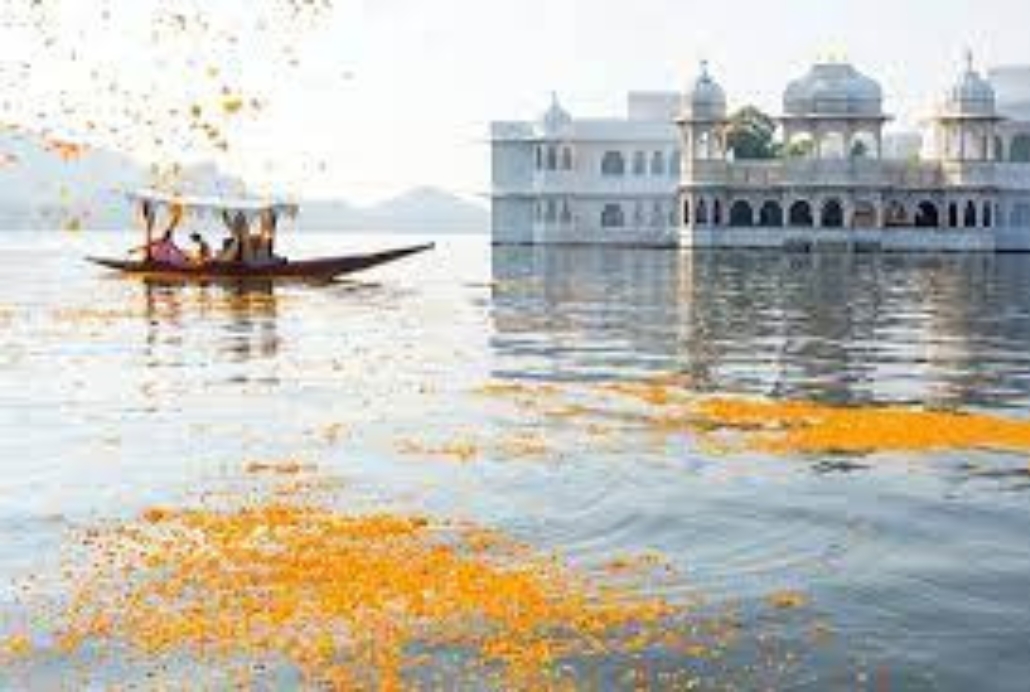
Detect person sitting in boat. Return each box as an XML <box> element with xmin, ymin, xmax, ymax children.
<box><xmin>148</xmin><ymin>229</ymin><xmax>189</xmax><ymax>267</ymax></box>
<box><xmin>188</xmin><ymin>232</ymin><xmax>212</xmax><ymax>265</ymax></box>
<box><xmin>217</xmin><ymin>211</ymin><xmax>249</xmax><ymax>264</ymax></box>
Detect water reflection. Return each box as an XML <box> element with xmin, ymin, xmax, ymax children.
<box><xmin>491</xmin><ymin>247</ymin><xmax>1030</xmax><ymax>410</ymax></box>
<box><xmin>141</xmin><ymin>279</ymin><xmax>281</xmax><ymax>365</ymax></box>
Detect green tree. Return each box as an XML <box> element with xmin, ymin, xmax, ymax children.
<box><xmin>725</xmin><ymin>106</ymin><xmax>778</xmax><ymax>160</ymax></box>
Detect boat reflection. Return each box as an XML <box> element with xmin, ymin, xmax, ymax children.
<box><xmin>141</xmin><ymin>278</ymin><xmax>281</xmax><ymax>366</ymax></box>
<box><xmin>490</xmin><ymin>246</ymin><xmax>1030</xmax><ymax>411</ymax></box>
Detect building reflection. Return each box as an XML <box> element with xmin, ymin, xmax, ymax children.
<box><xmin>490</xmin><ymin>245</ymin><xmax>1030</xmax><ymax>409</ymax></box>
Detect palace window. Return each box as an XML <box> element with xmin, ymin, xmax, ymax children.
<box><xmin>601</xmin><ymin>203</ymin><xmax>625</xmax><ymax>228</ymax></box>
<box><xmin>915</xmin><ymin>202</ymin><xmax>939</xmax><ymax>228</ymax></box>
<box><xmin>729</xmin><ymin>200</ymin><xmax>754</xmax><ymax>227</ymax></box>
<box><xmin>651</xmin><ymin>151</ymin><xmax>665</xmax><ymax>176</ymax></box>
<box><xmin>964</xmin><ymin>201</ymin><xmax>978</xmax><ymax>228</ymax></box>
<box><xmin>601</xmin><ymin>151</ymin><xmax>626</xmax><ymax>176</ymax></box>
<box><xmin>789</xmin><ymin>200</ymin><xmax>814</xmax><ymax>227</ymax></box>
<box><xmin>696</xmin><ymin>199</ymin><xmax>709</xmax><ymax>225</ymax></box>
<box><xmin>821</xmin><ymin>199</ymin><xmax>845</xmax><ymax>228</ymax></box>
<box><xmin>759</xmin><ymin>201</ymin><xmax>784</xmax><ymax>227</ymax></box>
<box><xmin>561</xmin><ymin>147</ymin><xmax>573</xmax><ymax>170</ymax></box>
<box><xmin>546</xmin><ymin>146</ymin><xmax>558</xmax><ymax>171</ymax></box>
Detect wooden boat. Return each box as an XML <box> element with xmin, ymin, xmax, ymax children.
<box><xmin>89</xmin><ymin>189</ymin><xmax>434</xmax><ymax>281</ymax></box>
<box><xmin>88</xmin><ymin>244</ymin><xmax>433</xmax><ymax>281</ymax></box>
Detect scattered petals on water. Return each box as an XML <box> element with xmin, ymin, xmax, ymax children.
<box><xmin>766</xmin><ymin>590</ymin><xmax>810</xmax><ymax>610</ymax></box>
<box><xmin>2</xmin><ymin>465</ymin><xmax>768</xmax><ymax>688</ymax></box>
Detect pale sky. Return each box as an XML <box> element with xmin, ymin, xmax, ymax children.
<box><xmin>2</xmin><ymin>0</ymin><xmax>1029</xmax><ymax>202</ymax></box>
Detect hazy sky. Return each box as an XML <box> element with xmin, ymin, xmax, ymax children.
<box><xmin>3</xmin><ymin>0</ymin><xmax>1029</xmax><ymax>202</ymax></box>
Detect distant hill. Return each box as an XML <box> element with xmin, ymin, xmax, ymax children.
<box><xmin>0</xmin><ymin>128</ymin><xmax>487</xmax><ymax>234</ymax></box>
<box><xmin>302</xmin><ymin>187</ymin><xmax>488</xmax><ymax>233</ymax></box>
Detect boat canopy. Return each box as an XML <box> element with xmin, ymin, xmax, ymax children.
<box><xmin>127</xmin><ymin>188</ymin><xmax>299</xmax><ymax>219</ymax></box>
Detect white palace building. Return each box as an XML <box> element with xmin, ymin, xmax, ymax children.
<box><xmin>490</xmin><ymin>57</ymin><xmax>1030</xmax><ymax>251</ymax></box>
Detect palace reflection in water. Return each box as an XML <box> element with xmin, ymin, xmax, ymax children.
<box><xmin>490</xmin><ymin>245</ymin><xmax>1030</xmax><ymax>409</ymax></box>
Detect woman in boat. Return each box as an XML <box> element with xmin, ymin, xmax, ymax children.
<box><xmin>149</xmin><ymin>229</ymin><xmax>189</xmax><ymax>267</ymax></box>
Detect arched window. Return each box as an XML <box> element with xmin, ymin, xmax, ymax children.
<box><xmin>683</xmin><ymin>199</ymin><xmax>692</xmax><ymax>225</ymax></box>
<box><xmin>633</xmin><ymin>151</ymin><xmax>647</xmax><ymax>176</ymax></box>
<box><xmin>819</xmin><ymin>132</ymin><xmax>847</xmax><ymax>159</ymax></box>
<box><xmin>759</xmin><ymin>201</ymin><xmax>783</xmax><ymax>227</ymax></box>
<box><xmin>713</xmin><ymin>199</ymin><xmax>723</xmax><ymax>226</ymax></box>
<box><xmin>821</xmin><ymin>199</ymin><xmax>845</xmax><ymax>228</ymax></box>
<box><xmin>983</xmin><ymin>201</ymin><xmax>993</xmax><ymax>228</ymax></box>
<box><xmin>948</xmin><ymin>202</ymin><xmax>959</xmax><ymax>228</ymax></box>
<box><xmin>669</xmin><ymin>151</ymin><xmax>681</xmax><ymax>176</ymax></box>
<box><xmin>546</xmin><ymin>146</ymin><xmax>558</xmax><ymax>171</ymax></box>
<box><xmin>914</xmin><ymin>201</ymin><xmax>940</xmax><ymax>228</ymax></box>
<box><xmin>852</xmin><ymin>201</ymin><xmax>877</xmax><ymax>228</ymax></box>
<box><xmin>651</xmin><ymin>151</ymin><xmax>665</xmax><ymax>176</ymax></box>
<box><xmin>561</xmin><ymin>147</ymin><xmax>573</xmax><ymax>170</ymax></box>
<box><xmin>601</xmin><ymin>203</ymin><xmax>625</xmax><ymax>228</ymax></box>
<box><xmin>535</xmin><ymin>146</ymin><xmax>543</xmax><ymax>170</ymax></box>
<box><xmin>789</xmin><ymin>200</ymin><xmax>813</xmax><ymax>227</ymax></box>
<box><xmin>1011</xmin><ymin>135</ymin><xmax>1030</xmax><ymax>163</ymax></box>
<box><xmin>884</xmin><ymin>200</ymin><xmax>909</xmax><ymax>228</ymax></box>
<box><xmin>729</xmin><ymin>200</ymin><xmax>754</xmax><ymax>227</ymax></box>
<box><xmin>560</xmin><ymin>200</ymin><xmax>572</xmax><ymax>224</ymax></box>
<box><xmin>696</xmin><ymin>199</ymin><xmax>709</xmax><ymax>225</ymax></box>
<box><xmin>964</xmin><ymin>200</ymin><xmax>978</xmax><ymax>228</ymax></box>
<box><xmin>601</xmin><ymin>151</ymin><xmax>625</xmax><ymax>176</ymax></box>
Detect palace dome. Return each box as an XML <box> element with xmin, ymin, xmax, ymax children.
<box><xmin>784</xmin><ymin>62</ymin><xmax>883</xmax><ymax>117</ymax></box>
<box><xmin>943</xmin><ymin>55</ymin><xmax>996</xmax><ymax>117</ymax></box>
<box><xmin>683</xmin><ymin>62</ymin><xmax>727</xmax><ymax>120</ymax></box>
<box><xmin>540</xmin><ymin>93</ymin><xmax>573</xmax><ymax>135</ymax></box>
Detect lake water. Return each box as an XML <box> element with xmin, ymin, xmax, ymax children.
<box><xmin>1</xmin><ymin>231</ymin><xmax>1029</xmax><ymax>689</ymax></box>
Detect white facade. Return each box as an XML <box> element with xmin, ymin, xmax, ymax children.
<box><xmin>490</xmin><ymin>93</ymin><xmax>682</xmax><ymax>245</ymax></box>
<box><xmin>491</xmin><ymin>57</ymin><xmax>1030</xmax><ymax>251</ymax></box>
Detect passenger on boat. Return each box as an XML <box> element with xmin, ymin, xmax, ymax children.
<box><xmin>189</xmin><ymin>233</ymin><xmax>212</xmax><ymax>265</ymax></box>
<box><xmin>149</xmin><ymin>230</ymin><xmax>189</xmax><ymax>267</ymax></box>
<box><xmin>216</xmin><ymin>236</ymin><xmax>240</xmax><ymax>263</ymax></box>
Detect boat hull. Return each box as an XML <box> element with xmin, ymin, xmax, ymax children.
<box><xmin>88</xmin><ymin>243</ymin><xmax>433</xmax><ymax>281</ymax></box>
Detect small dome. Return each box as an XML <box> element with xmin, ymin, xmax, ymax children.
<box><xmin>683</xmin><ymin>61</ymin><xmax>727</xmax><ymax>120</ymax></box>
<box><xmin>943</xmin><ymin>52</ymin><xmax>996</xmax><ymax>117</ymax></box>
<box><xmin>784</xmin><ymin>62</ymin><xmax>883</xmax><ymax>117</ymax></box>
<box><xmin>540</xmin><ymin>93</ymin><xmax>572</xmax><ymax>135</ymax></box>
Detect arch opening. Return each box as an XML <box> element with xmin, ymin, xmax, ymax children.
<box><xmin>821</xmin><ymin>199</ymin><xmax>845</xmax><ymax>228</ymax></box>
<box><xmin>884</xmin><ymin>200</ymin><xmax>909</xmax><ymax>228</ymax></box>
<box><xmin>964</xmin><ymin>200</ymin><xmax>978</xmax><ymax>228</ymax></box>
<box><xmin>914</xmin><ymin>201</ymin><xmax>940</xmax><ymax>228</ymax></box>
<box><xmin>759</xmin><ymin>201</ymin><xmax>783</xmax><ymax>227</ymax></box>
<box><xmin>729</xmin><ymin>200</ymin><xmax>754</xmax><ymax>227</ymax></box>
<box><xmin>789</xmin><ymin>200</ymin><xmax>814</xmax><ymax>227</ymax></box>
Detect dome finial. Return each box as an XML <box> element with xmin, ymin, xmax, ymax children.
<box><xmin>964</xmin><ymin>48</ymin><xmax>975</xmax><ymax>74</ymax></box>
<box><xmin>700</xmin><ymin>58</ymin><xmax>709</xmax><ymax>79</ymax></box>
